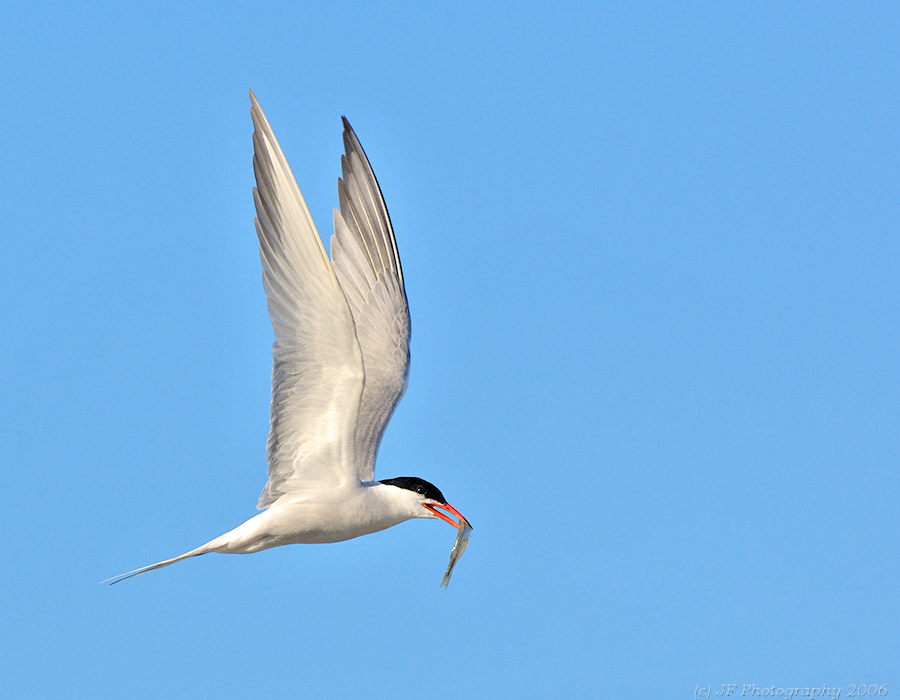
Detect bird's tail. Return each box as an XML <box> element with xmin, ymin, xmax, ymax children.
<box><xmin>104</xmin><ymin>512</ymin><xmax>273</xmax><ymax>585</ymax></box>
<box><xmin>103</xmin><ymin>544</ymin><xmax>212</xmax><ymax>586</ymax></box>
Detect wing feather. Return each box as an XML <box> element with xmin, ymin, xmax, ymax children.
<box><xmin>250</xmin><ymin>92</ymin><xmax>365</xmax><ymax>509</ymax></box>
<box><xmin>330</xmin><ymin>118</ymin><xmax>411</xmax><ymax>483</ymax></box>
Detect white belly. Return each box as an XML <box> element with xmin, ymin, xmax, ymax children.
<box><xmin>206</xmin><ymin>483</ymin><xmax>413</xmax><ymax>553</ymax></box>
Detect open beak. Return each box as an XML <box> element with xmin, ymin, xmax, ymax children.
<box><xmin>423</xmin><ymin>502</ymin><xmax>471</xmax><ymax>529</ymax></box>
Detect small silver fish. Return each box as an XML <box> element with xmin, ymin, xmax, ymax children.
<box><xmin>441</xmin><ymin>519</ymin><xmax>472</xmax><ymax>588</ymax></box>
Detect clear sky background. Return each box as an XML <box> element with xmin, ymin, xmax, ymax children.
<box><xmin>1</xmin><ymin>1</ymin><xmax>897</xmax><ymax>697</ymax></box>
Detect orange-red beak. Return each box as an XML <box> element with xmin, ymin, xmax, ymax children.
<box><xmin>423</xmin><ymin>502</ymin><xmax>470</xmax><ymax>529</ymax></box>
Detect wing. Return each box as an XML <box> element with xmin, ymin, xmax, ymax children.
<box><xmin>250</xmin><ymin>92</ymin><xmax>366</xmax><ymax>510</ymax></box>
<box><xmin>330</xmin><ymin>118</ymin><xmax>411</xmax><ymax>483</ymax></box>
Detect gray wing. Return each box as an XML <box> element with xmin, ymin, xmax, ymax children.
<box><xmin>330</xmin><ymin>118</ymin><xmax>411</xmax><ymax>483</ymax></box>
<box><xmin>250</xmin><ymin>93</ymin><xmax>366</xmax><ymax>510</ymax></box>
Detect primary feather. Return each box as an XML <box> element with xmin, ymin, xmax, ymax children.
<box><xmin>250</xmin><ymin>92</ymin><xmax>365</xmax><ymax>507</ymax></box>
<box><xmin>331</xmin><ymin>118</ymin><xmax>411</xmax><ymax>483</ymax></box>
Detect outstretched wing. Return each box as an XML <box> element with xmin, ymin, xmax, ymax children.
<box><xmin>330</xmin><ymin>118</ymin><xmax>411</xmax><ymax>483</ymax></box>
<box><xmin>250</xmin><ymin>92</ymin><xmax>365</xmax><ymax>509</ymax></box>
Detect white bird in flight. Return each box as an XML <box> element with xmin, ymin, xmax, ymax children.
<box><xmin>108</xmin><ymin>91</ymin><xmax>470</xmax><ymax>586</ymax></box>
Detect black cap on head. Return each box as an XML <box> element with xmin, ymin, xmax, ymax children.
<box><xmin>379</xmin><ymin>477</ymin><xmax>447</xmax><ymax>504</ymax></box>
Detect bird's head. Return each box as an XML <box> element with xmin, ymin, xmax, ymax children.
<box><xmin>379</xmin><ymin>477</ymin><xmax>470</xmax><ymax>529</ymax></box>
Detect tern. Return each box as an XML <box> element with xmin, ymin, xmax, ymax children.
<box><xmin>108</xmin><ymin>91</ymin><xmax>469</xmax><ymax>585</ymax></box>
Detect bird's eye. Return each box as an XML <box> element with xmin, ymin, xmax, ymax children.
<box><xmin>416</xmin><ymin>485</ymin><xmax>426</xmax><ymax>495</ymax></box>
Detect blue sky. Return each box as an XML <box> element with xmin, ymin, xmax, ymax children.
<box><xmin>1</xmin><ymin>1</ymin><xmax>897</xmax><ymax>697</ymax></box>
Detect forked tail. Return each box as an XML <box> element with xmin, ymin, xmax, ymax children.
<box><xmin>103</xmin><ymin>544</ymin><xmax>211</xmax><ymax>586</ymax></box>
<box><xmin>104</xmin><ymin>512</ymin><xmax>272</xmax><ymax>585</ymax></box>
